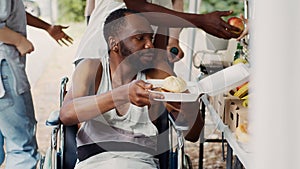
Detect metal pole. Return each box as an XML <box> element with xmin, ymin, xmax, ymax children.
<box><xmin>186</xmin><ymin>0</ymin><xmax>200</xmax><ymax>80</ymax></box>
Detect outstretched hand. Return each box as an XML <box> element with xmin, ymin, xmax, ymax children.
<box><xmin>198</xmin><ymin>11</ymin><xmax>241</xmax><ymax>39</ymax></box>
<box><xmin>46</xmin><ymin>25</ymin><xmax>73</xmax><ymax>46</ymax></box>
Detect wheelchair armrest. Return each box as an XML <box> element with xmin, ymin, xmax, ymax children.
<box><xmin>46</xmin><ymin>110</ymin><xmax>60</xmax><ymax>126</ymax></box>
<box><xmin>168</xmin><ymin>113</ymin><xmax>189</xmax><ymax>131</ymax></box>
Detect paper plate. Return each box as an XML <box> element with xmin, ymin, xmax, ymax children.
<box><xmin>147</xmin><ymin>63</ymin><xmax>250</xmax><ymax>102</ymax></box>
<box><xmin>146</xmin><ymin>79</ymin><xmax>200</xmax><ymax>102</ymax></box>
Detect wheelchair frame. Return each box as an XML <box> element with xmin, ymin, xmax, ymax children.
<box><xmin>39</xmin><ymin>77</ymin><xmax>77</xmax><ymax>169</ymax></box>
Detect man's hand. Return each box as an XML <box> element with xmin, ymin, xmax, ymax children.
<box><xmin>26</xmin><ymin>12</ymin><xmax>73</xmax><ymax>46</ymax></box>
<box><xmin>16</xmin><ymin>36</ymin><xmax>34</xmax><ymax>56</ymax></box>
<box><xmin>198</xmin><ymin>11</ymin><xmax>241</xmax><ymax>39</ymax></box>
<box><xmin>46</xmin><ymin>25</ymin><xmax>73</xmax><ymax>46</ymax></box>
<box><xmin>128</xmin><ymin>80</ymin><xmax>163</xmax><ymax>107</ymax></box>
<box><xmin>0</xmin><ymin>26</ymin><xmax>34</xmax><ymax>56</ymax></box>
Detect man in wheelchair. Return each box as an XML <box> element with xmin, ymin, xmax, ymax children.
<box><xmin>59</xmin><ymin>8</ymin><xmax>203</xmax><ymax>168</ymax></box>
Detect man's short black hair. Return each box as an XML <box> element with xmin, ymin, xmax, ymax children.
<box><xmin>103</xmin><ymin>8</ymin><xmax>139</xmax><ymax>43</ymax></box>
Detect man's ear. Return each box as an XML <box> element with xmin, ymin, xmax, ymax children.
<box><xmin>108</xmin><ymin>36</ymin><xmax>118</xmax><ymax>52</ymax></box>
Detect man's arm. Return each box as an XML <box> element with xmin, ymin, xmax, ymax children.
<box><xmin>60</xmin><ymin>59</ymin><xmax>158</xmax><ymax>126</ymax></box>
<box><xmin>26</xmin><ymin>12</ymin><xmax>73</xmax><ymax>46</ymax></box>
<box><xmin>124</xmin><ymin>0</ymin><xmax>240</xmax><ymax>39</ymax></box>
<box><xmin>0</xmin><ymin>26</ymin><xmax>34</xmax><ymax>56</ymax></box>
<box><xmin>60</xmin><ymin>59</ymin><xmax>109</xmax><ymax>125</ymax></box>
<box><xmin>160</xmin><ymin>99</ymin><xmax>203</xmax><ymax>142</ymax></box>
<box><xmin>179</xmin><ymin>102</ymin><xmax>204</xmax><ymax>142</ymax></box>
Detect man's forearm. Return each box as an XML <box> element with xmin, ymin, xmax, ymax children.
<box><xmin>60</xmin><ymin>84</ymin><xmax>132</xmax><ymax>126</ymax></box>
<box><xmin>124</xmin><ymin>0</ymin><xmax>195</xmax><ymax>27</ymax></box>
<box><xmin>184</xmin><ymin>110</ymin><xmax>203</xmax><ymax>142</ymax></box>
<box><xmin>0</xmin><ymin>26</ymin><xmax>24</xmax><ymax>46</ymax></box>
<box><xmin>26</xmin><ymin>12</ymin><xmax>51</xmax><ymax>31</ymax></box>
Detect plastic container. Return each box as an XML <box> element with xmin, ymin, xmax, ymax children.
<box><xmin>198</xmin><ymin>63</ymin><xmax>250</xmax><ymax>96</ymax></box>
<box><xmin>206</xmin><ymin>33</ymin><xmax>229</xmax><ymax>51</ymax></box>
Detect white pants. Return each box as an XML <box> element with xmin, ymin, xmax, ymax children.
<box><xmin>75</xmin><ymin>151</ymin><xmax>159</xmax><ymax>169</ymax></box>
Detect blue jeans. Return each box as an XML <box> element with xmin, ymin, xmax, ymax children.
<box><xmin>0</xmin><ymin>133</ymin><xmax>4</xmax><ymax>164</ymax></box>
<box><xmin>0</xmin><ymin>60</ymin><xmax>39</xmax><ymax>169</ymax></box>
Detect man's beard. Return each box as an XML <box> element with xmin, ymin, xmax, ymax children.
<box><xmin>119</xmin><ymin>41</ymin><xmax>133</xmax><ymax>57</ymax></box>
<box><xmin>119</xmin><ymin>41</ymin><xmax>154</xmax><ymax>71</ymax></box>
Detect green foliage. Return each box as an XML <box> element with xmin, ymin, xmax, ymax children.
<box><xmin>58</xmin><ymin>0</ymin><xmax>86</xmax><ymax>22</ymax></box>
<box><xmin>200</xmin><ymin>0</ymin><xmax>244</xmax><ymax>20</ymax></box>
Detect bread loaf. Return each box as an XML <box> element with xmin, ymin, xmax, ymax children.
<box><xmin>162</xmin><ymin>76</ymin><xmax>187</xmax><ymax>93</ymax></box>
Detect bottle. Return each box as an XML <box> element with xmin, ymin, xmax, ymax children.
<box><xmin>233</xmin><ymin>43</ymin><xmax>244</xmax><ymax>61</ymax></box>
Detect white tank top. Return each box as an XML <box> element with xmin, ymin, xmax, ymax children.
<box><xmin>76</xmin><ymin>57</ymin><xmax>158</xmax><ymax>151</ymax></box>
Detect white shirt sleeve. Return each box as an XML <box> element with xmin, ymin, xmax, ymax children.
<box><xmin>0</xmin><ymin>0</ymin><xmax>10</xmax><ymax>28</ymax></box>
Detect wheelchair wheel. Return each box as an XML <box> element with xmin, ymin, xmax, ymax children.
<box><xmin>38</xmin><ymin>156</ymin><xmax>45</xmax><ymax>169</ymax></box>
<box><xmin>183</xmin><ymin>154</ymin><xmax>193</xmax><ymax>169</ymax></box>
<box><xmin>39</xmin><ymin>147</ymin><xmax>52</xmax><ymax>169</ymax></box>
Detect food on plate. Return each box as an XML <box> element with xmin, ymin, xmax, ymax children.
<box><xmin>235</xmin><ymin>122</ymin><xmax>249</xmax><ymax>143</ymax></box>
<box><xmin>234</xmin><ymin>82</ymin><xmax>248</xmax><ymax>98</ymax></box>
<box><xmin>233</xmin><ymin>58</ymin><xmax>248</xmax><ymax>65</ymax></box>
<box><xmin>228</xmin><ymin>16</ymin><xmax>245</xmax><ymax>35</ymax></box>
<box><xmin>161</xmin><ymin>76</ymin><xmax>187</xmax><ymax>93</ymax></box>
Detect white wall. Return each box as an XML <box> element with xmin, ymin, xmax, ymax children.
<box><xmin>251</xmin><ymin>0</ymin><xmax>300</xmax><ymax>168</ymax></box>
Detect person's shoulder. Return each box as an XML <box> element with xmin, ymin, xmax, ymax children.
<box><xmin>77</xmin><ymin>58</ymin><xmax>102</xmax><ymax>69</ymax></box>
<box><xmin>79</xmin><ymin>58</ymin><xmax>101</xmax><ymax>66</ymax></box>
<box><xmin>74</xmin><ymin>58</ymin><xmax>102</xmax><ymax>76</ymax></box>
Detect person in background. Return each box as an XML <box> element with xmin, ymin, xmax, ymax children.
<box><xmin>85</xmin><ymin>0</ymin><xmax>96</xmax><ymax>25</ymax></box>
<box><xmin>60</xmin><ymin>8</ymin><xmax>203</xmax><ymax>168</ymax></box>
<box><xmin>0</xmin><ymin>0</ymin><xmax>73</xmax><ymax>168</ymax></box>
<box><xmin>73</xmin><ymin>0</ymin><xmax>240</xmax><ymax>65</ymax></box>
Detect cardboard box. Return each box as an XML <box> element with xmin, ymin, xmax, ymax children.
<box><xmin>209</xmin><ymin>91</ymin><xmax>248</xmax><ymax>130</ymax></box>
<box><xmin>210</xmin><ymin>92</ymin><xmax>231</xmax><ymax>124</ymax></box>
<box><xmin>224</xmin><ymin>95</ymin><xmax>248</xmax><ymax>132</ymax></box>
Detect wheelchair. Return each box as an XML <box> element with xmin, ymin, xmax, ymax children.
<box><xmin>39</xmin><ymin>77</ymin><xmax>194</xmax><ymax>169</ymax></box>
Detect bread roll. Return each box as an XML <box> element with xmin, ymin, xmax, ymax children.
<box><xmin>162</xmin><ymin>76</ymin><xmax>187</xmax><ymax>93</ymax></box>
